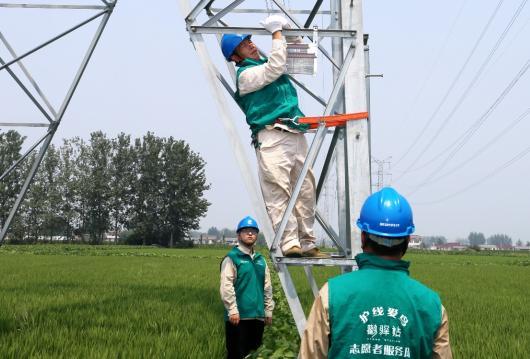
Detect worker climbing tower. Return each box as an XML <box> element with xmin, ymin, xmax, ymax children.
<box><xmin>181</xmin><ymin>0</ymin><xmax>372</xmax><ymax>335</ymax></box>
<box><xmin>0</xmin><ymin>1</ymin><xmax>116</xmax><ymax>244</ymax></box>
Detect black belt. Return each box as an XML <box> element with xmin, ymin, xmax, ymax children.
<box><xmin>274</xmin><ymin>127</ymin><xmax>290</xmax><ymax>133</ymax></box>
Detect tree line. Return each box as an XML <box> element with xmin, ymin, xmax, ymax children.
<box><xmin>467</xmin><ymin>232</ymin><xmax>524</xmax><ymax>247</ymax></box>
<box><xmin>0</xmin><ymin>130</ymin><xmax>210</xmax><ymax>246</ymax></box>
<box><xmin>422</xmin><ymin>232</ymin><xmax>528</xmax><ymax>247</ymax></box>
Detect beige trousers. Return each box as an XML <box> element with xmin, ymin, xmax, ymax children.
<box><xmin>256</xmin><ymin>128</ymin><xmax>316</xmax><ymax>252</ymax></box>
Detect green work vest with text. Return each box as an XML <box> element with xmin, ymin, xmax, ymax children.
<box><xmin>328</xmin><ymin>253</ymin><xmax>442</xmax><ymax>359</ymax></box>
<box><xmin>234</xmin><ymin>57</ymin><xmax>307</xmax><ymax>140</ymax></box>
<box><xmin>224</xmin><ymin>247</ymin><xmax>266</xmax><ymax>321</ymax></box>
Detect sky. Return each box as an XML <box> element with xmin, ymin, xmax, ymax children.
<box><xmin>1</xmin><ymin>0</ymin><xmax>529</xmax><ymax>243</ymax></box>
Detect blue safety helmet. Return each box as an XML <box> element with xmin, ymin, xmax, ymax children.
<box><xmin>221</xmin><ymin>34</ymin><xmax>251</xmax><ymax>61</ymax></box>
<box><xmin>236</xmin><ymin>216</ymin><xmax>259</xmax><ymax>233</ymax></box>
<box><xmin>356</xmin><ymin>187</ymin><xmax>415</xmax><ymax>239</ymax></box>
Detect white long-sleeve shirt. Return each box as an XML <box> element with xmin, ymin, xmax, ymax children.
<box><xmin>220</xmin><ymin>244</ymin><xmax>275</xmax><ymax>318</ymax></box>
<box><xmin>238</xmin><ymin>36</ymin><xmax>303</xmax><ymax>96</ymax></box>
<box><xmin>238</xmin><ymin>37</ymin><xmax>303</xmax><ymax>134</ymax></box>
<box><xmin>238</xmin><ymin>38</ymin><xmax>288</xmax><ymax>96</ymax></box>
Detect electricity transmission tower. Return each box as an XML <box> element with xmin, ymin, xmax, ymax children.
<box><xmin>0</xmin><ymin>1</ymin><xmax>116</xmax><ymax>244</ymax></box>
<box><xmin>372</xmin><ymin>156</ymin><xmax>392</xmax><ymax>190</ymax></box>
<box><xmin>181</xmin><ymin>0</ymin><xmax>372</xmax><ymax>335</ymax></box>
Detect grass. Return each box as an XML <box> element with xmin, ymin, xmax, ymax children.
<box><xmin>0</xmin><ymin>245</ymin><xmax>228</xmax><ymax>358</ymax></box>
<box><xmin>0</xmin><ymin>245</ymin><xmax>529</xmax><ymax>358</ymax></box>
<box><xmin>407</xmin><ymin>252</ymin><xmax>530</xmax><ymax>358</ymax></box>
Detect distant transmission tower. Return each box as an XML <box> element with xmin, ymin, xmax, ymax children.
<box><xmin>372</xmin><ymin>157</ymin><xmax>392</xmax><ymax>190</ymax></box>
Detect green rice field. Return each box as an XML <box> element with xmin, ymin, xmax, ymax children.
<box><xmin>0</xmin><ymin>245</ymin><xmax>528</xmax><ymax>358</ymax></box>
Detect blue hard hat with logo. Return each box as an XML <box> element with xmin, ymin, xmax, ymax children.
<box><xmin>236</xmin><ymin>215</ymin><xmax>259</xmax><ymax>233</ymax></box>
<box><xmin>221</xmin><ymin>34</ymin><xmax>251</xmax><ymax>61</ymax></box>
<box><xmin>356</xmin><ymin>187</ymin><xmax>415</xmax><ymax>238</ymax></box>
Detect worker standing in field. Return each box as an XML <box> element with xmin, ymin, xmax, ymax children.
<box><xmin>220</xmin><ymin>15</ymin><xmax>328</xmax><ymax>258</ymax></box>
<box><xmin>299</xmin><ymin>187</ymin><xmax>453</xmax><ymax>358</ymax></box>
<box><xmin>220</xmin><ymin>216</ymin><xmax>274</xmax><ymax>359</ymax></box>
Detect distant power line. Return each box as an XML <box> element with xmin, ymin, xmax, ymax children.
<box><xmin>393</xmin><ymin>0</ymin><xmax>506</xmax><ymax>171</ymax></box>
<box><xmin>420</xmin><ymin>108</ymin><xmax>530</xmax><ymax>186</ymax></box>
<box><xmin>407</xmin><ymin>58</ymin><xmax>530</xmax><ymax>195</ymax></box>
<box><xmin>480</xmin><ymin>9</ymin><xmax>530</xmax><ymax>84</ymax></box>
<box><xmin>397</xmin><ymin>0</ymin><xmax>469</xmax><ymax>128</ymax></box>
<box><xmin>398</xmin><ymin>0</ymin><xmax>529</xmax><ymax>175</ymax></box>
<box><xmin>412</xmin><ymin>144</ymin><xmax>530</xmax><ymax>205</ymax></box>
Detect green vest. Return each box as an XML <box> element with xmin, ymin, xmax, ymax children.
<box><xmin>234</xmin><ymin>57</ymin><xmax>308</xmax><ymax>141</ymax></box>
<box><xmin>224</xmin><ymin>247</ymin><xmax>267</xmax><ymax>321</ymax></box>
<box><xmin>328</xmin><ymin>253</ymin><xmax>442</xmax><ymax>359</ymax></box>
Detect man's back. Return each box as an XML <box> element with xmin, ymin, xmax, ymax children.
<box><xmin>299</xmin><ymin>188</ymin><xmax>452</xmax><ymax>358</ymax></box>
<box><xmin>327</xmin><ymin>253</ymin><xmax>442</xmax><ymax>358</ymax></box>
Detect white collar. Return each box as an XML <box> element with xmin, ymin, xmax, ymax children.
<box><xmin>237</xmin><ymin>243</ymin><xmax>254</xmax><ymax>256</ymax></box>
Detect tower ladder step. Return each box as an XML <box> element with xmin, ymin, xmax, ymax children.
<box><xmin>273</xmin><ymin>256</ymin><xmax>357</xmax><ymax>267</ymax></box>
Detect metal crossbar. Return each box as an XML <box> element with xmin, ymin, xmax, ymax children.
<box><xmin>275</xmin><ymin>257</ymin><xmax>357</xmax><ymax>267</ymax></box>
<box><xmin>189</xmin><ymin>26</ymin><xmax>355</xmax><ymax>38</ymax></box>
<box><xmin>208</xmin><ymin>8</ymin><xmax>331</xmax><ymax>15</ymax></box>
<box><xmin>0</xmin><ymin>32</ymin><xmax>58</xmax><ymax>117</ymax></box>
<box><xmin>0</xmin><ymin>10</ymin><xmax>108</xmax><ymax>72</ymax></box>
<box><xmin>0</xmin><ymin>4</ymin><xmax>107</xmax><ymax>9</ymax></box>
<box><xmin>0</xmin><ymin>55</ymin><xmax>54</xmax><ymax>122</ymax></box>
<box><xmin>202</xmin><ymin>0</ymin><xmax>245</xmax><ymax>27</ymax></box>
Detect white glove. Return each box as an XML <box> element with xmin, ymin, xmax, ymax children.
<box><xmin>260</xmin><ymin>15</ymin><xmax>289</xmax><ymax>33</ymax></box>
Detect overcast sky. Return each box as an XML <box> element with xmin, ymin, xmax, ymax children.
<box><xmin>1</xmin><ymin>0</ymin><xmax>529</xmax><ymax>242</ymax></box>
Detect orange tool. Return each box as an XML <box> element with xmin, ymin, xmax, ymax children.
<box><xmin>297</xmin><ymin>112</ymin><xmax>369</xmax><ymax>129</ymax></box>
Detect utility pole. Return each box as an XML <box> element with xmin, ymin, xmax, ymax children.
<box><xmin>336</xmin><ymin>0</ymin><xmax>371</xmax><ymax>258</ymax></box>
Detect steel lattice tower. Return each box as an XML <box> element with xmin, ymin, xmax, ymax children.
<box><xmin>180</xmin><ymin>0</ymin><xmax>372</xmax><ymax>335</ymax></box>
<box><xmin>0</xmin><ymin>1</ymin><xmax>116</xmax><ymax>244</ymax></box>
